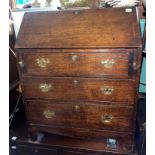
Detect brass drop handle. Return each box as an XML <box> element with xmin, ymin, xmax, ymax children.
<box><xmin>36</xmin><ymin>58</ymin><xmax>50</xmax><ymax>68</ymax></box>
<box><xmin>101</xmin><ymin>114</ymin><xmax>113</xmax><ymax>123</ymax></box>
<box><xmin>100</xmin><ymin>87</ymin><xmax>114</xmax><ymax>95</ymax></box>
<box><xmin>39</xmin><ymin>83</ymin><xmax>52</xmax><ymax>92</ymax></box>
<box><xmin>43</xmin><ymin>110</ymin><xmax>55</xmax><ymax>119</ymax></box>
<box><xmin>71</xmin><ymin>55</ymin><xmax>78</xmax><ymax>62</ymax></box>
<box><xmin>101</xmin><ymin>59</ymin><xmax>115</xmax><ymax>68</ymax></box>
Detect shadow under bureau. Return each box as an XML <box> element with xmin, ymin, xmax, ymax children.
<box><xmin>15</xmin><ymin>8</ymin><xmax>142</xmax><ymax>154</ymax></box>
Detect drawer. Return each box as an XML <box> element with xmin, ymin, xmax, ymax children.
<box><xmin>28</xmin><ymin>124</ymin><xmax>135</xmax><ymax>152</ymax></box>
<box><xmin>26</xmin><ymin>100</ymin><xmax>134</xmax><ymax>132</ymax></box>
<box><xmin>18</xmin><ymin>49</ymin><xmax>138</xmax><ymax>78</ymax></box>
<box><xmin>23</xmin><ymin>77</ymin><xmax>136</xmax><ymax>103</ymax></box>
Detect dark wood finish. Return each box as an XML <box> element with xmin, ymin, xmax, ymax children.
<box><xmin>15</xmin><ymin>8</ymin><xmax>141</xmax><ymax>49</ymax></box>
<box><xmin>64</xmin><ymin>151</ymin><xmax>99</xmax><ymax>155</ymax></box>
<box><xmin>63</xmin><ymin>150</ymin><xmax>137</xmax><ymax>155</ymax></box>
<box><xmin>10</xmin><ymin>133</ymin><xmax>137</xmax><ymax>155</ymax></box>
<box><xmin>15</xmin><ymin>8</ymin><xmax>142</xmax><ymax>154</ymax></box>
<box><xmin>9</xmin><ymin>101</ymin><xmax>146</xmax><ymax>155</ymax></box>
<box><xmin>28</xmin><ymin>125</ymin><xmax>134</xmax><ymax>144</ymax></box>
<box><xmin>22</xmin><ymin>77</ymin><xmax>136</xmax><ymax>103</ymax></box>
<box><xmin>18</xmin><ymin>49</ymin><xmax>139</xmax><ymax>78</ymax></box>
<box><xmin>25</xmin><ymin>100</ymin><xmax>135</xmax><ymax>132</ymax></box>
<box><xmin>11</xmin><ymin>145</ymin><xmax>58</xmax><ymax>155</ymax></box>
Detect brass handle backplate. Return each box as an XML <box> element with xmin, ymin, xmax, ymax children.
<box><xmin>43</xmin><ymin>110</ymin><xmax>55</xmax><ymax>119</ymax></box>
<box><xmin>36</xmin><ymin>58</ymin><xmax>50</xmax><ymax>68</ymax></box>
<box><xmin>101</xmin><ymin>114</ymin><xmax>113</xmax><ymax>123</ymax></box>
<box><xmin>39</xmin><ymin>83</ymin><xmax>52</xmax><ymax>92</ymax></box>
<box><xmin>100</xmin><ymin>87</ymin><xmax>114</xmax><ymax>95</ymax></box>
<box><xmin>101</xmin><ymin>59</ymin><xmax>115</xmax><ymax>68</ymax></box>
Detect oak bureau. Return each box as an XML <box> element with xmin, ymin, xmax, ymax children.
<box><xmin>15</xmin><ymin>8</ymin><xmax>142</xmax><ymax>154</ymax></box>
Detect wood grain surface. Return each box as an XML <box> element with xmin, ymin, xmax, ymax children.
<box><xmin>22</xmin><ymin>77</ymin><xmax>136</xmax><ymax>103</ymax></box>
<box><xmin>25</xmin><ymin>100</ymin><xmax>135</xmax><ymax>132</ymax></box>
<box><xmin>18</xmin><ymin>49</ymin><xmax>139</xmax><ymax>78</ymax></box>
<box><xmin>15</xmin><ymin>8</ymin><xmax>141</xmax><ymax>49</ymax></box>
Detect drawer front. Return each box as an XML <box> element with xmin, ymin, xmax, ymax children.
<box><xmin>19</xmin><ymin>49</ymin><xmax>138</xmax><ymax>78</ymax></box>
<box><xmin>29</xmin><ymin>124</ymin><xmax>134</xmax><ymax>149</ymax></box>
<box><xmin>26</xmin><ymin>101</ymin><xmax>134</xmax><ymax>132</ymax></box>
<box><xmin>23</xmin><ymin>77</ymin><xmax>136</xmax><ymax>103</ymax></box>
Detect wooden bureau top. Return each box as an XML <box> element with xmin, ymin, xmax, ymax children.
<box><xmin>15</xmin><ymin>8</ymin><xmax>141</xmax><ymax>49</ymax></box>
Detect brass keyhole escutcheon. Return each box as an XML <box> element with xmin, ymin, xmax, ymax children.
<box><xmin>75</xmin><ymin>10</ymin><xmax>80</xmax><ymax>15</ymax></box>
<box><xmin>36</xmin><ymin>58</ymin><xmax>50</xmax><ymax>68</ymax></box>
<box><xmin>101</xmin><ymin>59</ymin><xmax>115</xmax><ymax>68</ymax></box>
<box><xmin>73</xmin><ymin>80</ymin><xmax>79</xmax><ymax>86</ymax></box>
<box><xmin>71</xmin><ymin>55</ymin><xmax>78</xmax><ymax>62</ymax></box>
<box><xmin>74</xmin><ymin>105</ymin><xmax>80</xmax><ymax>110</ymax></box>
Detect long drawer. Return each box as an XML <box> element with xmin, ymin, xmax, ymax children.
<box><xmin>22</xmin><ymin>77</ymin><xmax>136</xmax><ymax>103</ymax></box>
<box><xmin>25</xmin><ymin>100</ymin><xmax>135</xmax><ymax>132</ymax></box>
<box><xmin>28</xmin><ymin>124</ymin><xmax>135</xmax><ymax>152</ymax></box>
<box><xmin>18</xmin><ymin>49</ymin><xmax>138</xmax><ymax>78</ymax></box>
